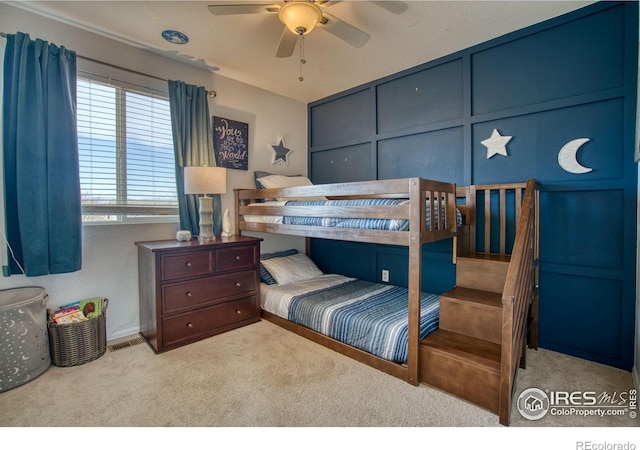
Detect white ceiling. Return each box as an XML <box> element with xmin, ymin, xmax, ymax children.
<box><xmin>9</xmin><ymin>0</ymin><xmax>594</xmax><ymax>104</ymax></box>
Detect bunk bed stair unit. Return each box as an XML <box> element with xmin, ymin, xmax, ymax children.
<box><xmin>235</xmin><ymin>177</ymin><xmax>540</xmax><ymax>426</ymax></box>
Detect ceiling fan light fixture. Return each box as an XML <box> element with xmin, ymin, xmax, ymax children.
<box><xmin>278</xmin><ymin>1</ymin><xmax>323</xmax><ymax>36</ymax></box>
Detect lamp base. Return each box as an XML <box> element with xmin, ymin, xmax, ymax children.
<box><xmin>198</xmin><ymin>195</ymin><xmax>214</xmax><ymax>242</ymax></box>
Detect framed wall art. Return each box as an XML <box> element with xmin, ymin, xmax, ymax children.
<box><xmin>213</xmin><ymin>116</ymin><xmax>249</xmax><ymax>170</ymax></box>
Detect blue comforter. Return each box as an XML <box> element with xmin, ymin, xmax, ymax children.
<box><xmin>288</xmin><ymin>279</ymin><xmax>440</xmax><ymax>363</ymax></box>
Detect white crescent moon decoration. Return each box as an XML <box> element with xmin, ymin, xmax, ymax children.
<box><xmin>558</xmin><ymin>138</ymin><xmax>592</xmax><ymax>174</ymax></box>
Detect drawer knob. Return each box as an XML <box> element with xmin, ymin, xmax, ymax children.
<box><xmin>186</xmin><ymin>291</ymin><xmax>193</xmax><ymax>297</ymax></box>
<box><xmin>235</xmin><ymin>309</ymin><xmax>242</xmax><ymax>315</ymax></box>
<box><xmin>187</xmin><ymin>322</ymin><xmax>194</xmax><ymax>328</ymax></box>
<box><xmin>186</xmin><ymin>262</ymin><xmax>192</xmax><ymax>267</ymax></box>
<box><xmin>235</xmin><ymin>282</ymin><xmax>242</xmax><ymax>287</ymax></box>
<box><xmin>235</xmin><ymin>255</ymin><xmax>241</xmax><ymax>260</ymax></box>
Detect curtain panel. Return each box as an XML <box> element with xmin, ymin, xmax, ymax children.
<box><xmin>168</xmin><ymin>80</ymin><xmax>221</xmax><ymax>236</ymax></box>
<box><xmin>2</xmin><ymin>32</ymin><xmax>82</xmax><ymax>276</ymax></box>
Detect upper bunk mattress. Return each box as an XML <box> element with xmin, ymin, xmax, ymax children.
<box><xmin>243</xmin><ymin>198</ymin><xmax>462</xmax><ymax>231</ymax></box>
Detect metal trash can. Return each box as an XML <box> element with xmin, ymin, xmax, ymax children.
<box><xmin>0</xmin><ymin>287</ymin><xmax>50</xmax><ymax>392</ymax></box>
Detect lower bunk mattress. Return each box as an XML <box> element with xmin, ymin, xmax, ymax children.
<box><xmin>261</xmin><ymin>274</ymin><xmax>440</xmax><ymax>363</ymax></box>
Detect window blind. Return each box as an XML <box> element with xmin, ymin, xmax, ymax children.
<box><xmin>77</xmin><ymin>78</ymin><xmax>178</xmax><ymax>222</ymax></box>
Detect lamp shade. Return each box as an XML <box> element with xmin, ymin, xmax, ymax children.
<box><xmin>184</xmin><ymin>166</ymin><xmax>227</xmax><ymax>194</ymax></box>
<box><xmin>278</xmin><ymin>1</ymin><xmax>323</xmax><ymax>35</ymax></box>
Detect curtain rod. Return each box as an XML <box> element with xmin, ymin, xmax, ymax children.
<box><xmin>0</xmin><ymin>31</ymin><xmax>217</xmax><ymax>98</ymax></box>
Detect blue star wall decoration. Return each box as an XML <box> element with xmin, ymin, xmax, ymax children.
<box><xmin>271</xmin><ymin>137</ymin><xmax>293</xmax><ymax>165</ymax></box>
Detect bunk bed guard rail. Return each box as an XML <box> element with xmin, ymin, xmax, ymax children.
<box><xmin>234</xmin><ymin>177</ymin><xmax>459</xmax><ymax>247</ymax></box>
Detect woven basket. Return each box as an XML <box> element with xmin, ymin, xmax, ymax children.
<box><xmin>47</xmin><ymin>298</ymin><xmax>108</xmax><ymax>367</ymax></box>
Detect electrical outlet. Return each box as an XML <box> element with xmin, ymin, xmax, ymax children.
<box><xmin>381</xmin><ymin>269</ymin><xmax>389</xmax><ymax>282</ymax></box>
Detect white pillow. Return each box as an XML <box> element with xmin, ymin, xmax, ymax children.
<box><xmin>258</xmin><ymin>174</ymin><xmax>312</xmax><ymax>188</ymax></box>
<box><xmin>257</xmin><ymin>174</ymin><xmax>326</xmax><ymax>201</ymax></box>
<box><xmin>260</xmin><ymin>253</ymin><xmax>323</xmax><ymax>285</ymax></box>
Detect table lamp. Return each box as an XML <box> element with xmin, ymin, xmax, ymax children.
<box><xmin>183</xmin><ymin>166</ymin><xmax>227</xmax><ymax>241</ymax></box>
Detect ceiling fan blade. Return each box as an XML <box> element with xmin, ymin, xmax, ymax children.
<box><xmin>207</xmin><ymin>3</ymin><xmax>279</xmax><ymax>15</ymax></box>
<box><xmin>372</xmin><ymin>1</ymin><xmax>408</xmax><ymax>15</ymax></box>
<box><xmin>276</xmin><ymin>27</ymin><xmax>298</xmax><ymax>58</ymax></box>
<box><xmin>320</xmin><ymin>13</ymin><xmax>370</xmax><ymax>48</ymax></box>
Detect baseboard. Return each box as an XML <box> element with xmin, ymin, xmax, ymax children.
<box><xmin>107</xmin><ymin>325</ymin><xmax>140</xmax><ymax>343</ymax></box>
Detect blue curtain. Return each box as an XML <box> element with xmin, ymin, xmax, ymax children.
<box><xmin>168</xmin><ymin>80</ymin><xmax>221</xmax><ymax>236</ymax></box>
<box><xmin>2</xmin><ymin>32</ymin><xmax>82</xmax><ymax>276</ymax></box>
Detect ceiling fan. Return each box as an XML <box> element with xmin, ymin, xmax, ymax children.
<box><xmin>208</xmin><ymin>0</ymin><xmax>377</xmax><ymax>58</ymax></box>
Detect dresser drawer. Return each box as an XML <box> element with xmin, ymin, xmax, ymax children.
<box><xmin>215</xmin><ymin>244</ymin><xmax>257</xmax><ymax>272</ymax></box>
<box><xmin>163</xmin><ymin>270</ymin><xmax>257</xmax><ymax>313</ymax></box>
<box><xmin>162</xmin><ymin>296</ymin><xmax>258</xmax><ymax>348</ymax></box>
<box><xmin>161</xmin><ymin>251</ymin><xmax>212</xmax><ymax>280</ymax></box>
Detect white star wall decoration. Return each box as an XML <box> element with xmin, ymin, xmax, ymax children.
<box><xmin>481</xmin><ymin>129</ymin><xmax>512</xmax><ymax>159</ymax></box>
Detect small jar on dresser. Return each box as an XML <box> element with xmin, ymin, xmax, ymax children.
<box><xmin>135</xmin><ymin>235</ymin><xmax>262</xmax><ymax>353</ymax></box>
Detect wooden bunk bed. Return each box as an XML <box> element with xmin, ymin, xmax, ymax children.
<box><xmin>235</xmin><ymin>177</ymin><xmax>457</xmax><ymax>386</ymax></box>
<box><xmin>234</xmin><ymin>176</ymin><xmax>539</xmax><ymax>425</ymax></box>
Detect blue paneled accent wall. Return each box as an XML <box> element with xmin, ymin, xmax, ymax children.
<box><xmin>307</xmin><ymin>2</ymin><xmax>638</xmax><ymax>370</ymax></box>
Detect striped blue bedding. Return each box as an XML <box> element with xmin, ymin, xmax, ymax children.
<box><xmin>281</xmin><ymin>198</ymin><xmax>461</xmax><ymax>231</ymax></box>
<box><xmin>287</xmin><ymin>279</ymin><xmax>440</xmax><ymax>363</ymax></box>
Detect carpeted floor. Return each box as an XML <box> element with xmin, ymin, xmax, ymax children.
<box><xmin>0</xmin><ymin>319</ymin><xmax>637</xmax><ymax>444</ymax></box>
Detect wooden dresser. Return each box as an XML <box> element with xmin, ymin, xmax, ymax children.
<box><xmin>136</xmin><ymin>235</ymin><xmax>262</xmax><ymax>353</ymax></box>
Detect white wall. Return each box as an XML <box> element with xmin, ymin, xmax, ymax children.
<box><xmin>0</xmin><ymin>3</ymin><xmax>307</xmax><ymax>341</ymax></box>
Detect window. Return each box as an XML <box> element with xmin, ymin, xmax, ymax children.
<box><xmin>77</xmin><ymin>78</ymin><xmax>178</xmax><ymax>223</ymax></box>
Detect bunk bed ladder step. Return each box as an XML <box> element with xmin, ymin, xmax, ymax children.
<box><xmin>420</xmin><ymin>330</ymin><xmax>501</xmax><ymax>414</ymax></box>
<box><xmin>438</xmin><ymin>287</ymin><xmax>503</xmax><ymax>345</ymax></box>
<box><xmin>455</xmin><ymin>253</ymin><xmax>510</xmax><ymax>294</ymax></box>
<box><xmin>420</xmin><ymin>252</ymin><xmax>508</xmax><ymax>416</ymax></box>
